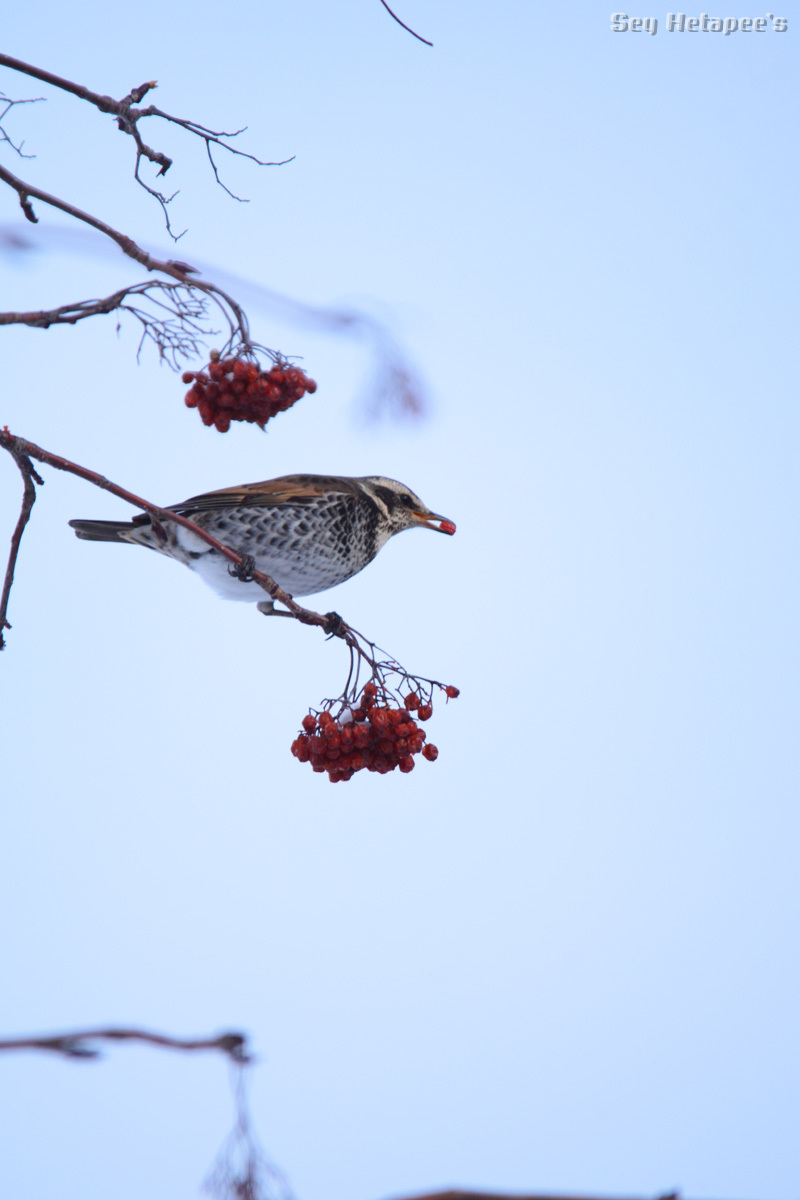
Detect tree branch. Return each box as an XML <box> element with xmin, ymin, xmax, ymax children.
<box><xmin>0</xmin><ymin>1026</ymin><xmax>249</xmax><ymax>1062</ymax></box>
<box><xmin>0</xmin><ymin>429</ymin><xmax>352</xmax><ymax>654</ymax></box>
<box><xmin>0</xmin><ymin>158</ymin><xmax>172</xmax><ymax>261</ymax></box>
<box><xmin>385</xmin><ymin>1194</ymin><xmax>682</xmax><ymax>1200</ymax></box>
<box><xmin>0</xmin><ymin>55</ymin><xmax>147</xmax><ymax>113</ymax></box>
<box><xmin>0</xmin><ymin>1025</ymin><xmax>692</xmax><ymax>1200</ymax></box>
<box><xmin>0</xmin><ymin>436</ymin><xmax>44</xmax><ymax>649</ymax></box>
<box><xmin>0</xmin><ymin>92</ymin><xmax>43</xmax><ymax>157</ymax></box>
<box><xmin>0</xmin><ymin>1023</ymin><xmax>292</xmax><ymax>1200</ymax></box>
<box><xmin>0</xmin><ymin>54</ymin><xmax>292</xmax><ymax>238</ymax></box>
<box><xmin>0</xmin><ymin>163</ymin><xmax>259</xmax><ymax>359</ymax></box>
<box><xmin>0</xmin><ymin>280</ymin><xmax>213</xmax><ymax>366</ymax></box>
<box><xmin>0</xmin><ymin>429</ymin><xmax>457</xmax><ymax>752</ymax></box>
<box><xmin>377</xmin><ymin>0</ymin><xmax>433</xmax><ymax>46</ymax></box>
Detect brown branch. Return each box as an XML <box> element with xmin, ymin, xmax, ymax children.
<box><xmin>0</xmin><ymin>1026</ymin><xmax>250</xmax><ymax>1062</ymax></box>
<box><xmin>0</xmin><ymin>93</ymin><xmax>43</xmax><ymax>157</ymax></box>
<box><xmin>0</xmin><ymin>280</ymin><xmax>213</xmax><ymax>366</ymax></box>
<box><xmin>0</xmin><ymin>1023</ymin><xmax>293</xmax><ymax>1199</ymax></box>
<box><xmin>0</xmin><ymin>54</ymin><xmax>292</xmax><ymax>237</ymax></box>
<box><xmin>0</xmin><ymin>164</ymin><xmax>256</xmax><ymax>356</ymax></box>
<box><xmin>0</xmin><ymin>55</ymin><xmax>151</xmax><ymax>114</ymax></box>
<box><xmin>0</xmin><ymin>429</ymin><xmax>455</xmax><ymax>729</ymax></box>
<box><xmin>204</xmin><ymin>1065</ymin><xmax>295</xmax><ymax>1200</ymax></box>
<box><xmin>385</xmin><ymin>1194</ymin><xmax>682</xmax><ymax>1200</ymax></box>
<box><xmin>0</xmin><ymin>159</ymin><xmax>175</xmax><ymax>263</ymax></box>
<box><xmin>0</xmin><ymin>294</ymin><xmax>135</xmax><ymax>328</ymax></box>
<box><xmin>0</xmin><ymin>429</ymin><xmax>345</xmax><ymax>648</ymax></box>
<box><xmin>0</xmin><ymin>437</ymin><xmax>44</xmax><ymax>650</ymax></box>
<box><xmin>377</xmin><ymin>0</ymin><xmax>434</xmax><ymax>45</ymax></box>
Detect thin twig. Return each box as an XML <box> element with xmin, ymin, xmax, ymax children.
<box><xmin>0</xmin><ymin>1026</ymin><xmax>250</xmax><ymax>1062</ymax></box>
<box><xmin>0</xmin><ymin>280</ymin><xmax>213</xmax><ymax>367</ymax></box>
<box><xmin>0</xmin><ymin>93</ymin><xmax>43</xmax><ymax>157</ymax></box>
<box><xmin>204</xmin><ymin>1067</ymin><xmax>295</xmax><ymax>1200</ymax></box>
<box><xmin>0</xmin><ymin>159</ymin><xmax>175</xmax><ymax>261</ymax></box>
<box><xmin>0</xmin><ymin>54</ymin><xmax>292</xmax><ymax>237</ymax></box>
<box><xmin>377</xmin><ymin>0</ymin><xmax>433</xmax><ymax>45</ymax></box>
<box><xmin>384</xmin><ymin>1194</ymin><xmax>681</xmax><ymax>1200</ymax></box>
<box><xmin>0</xmin><ymin>438</ymin><xmax>44</xmax><ymax>650</ymax></box>
<box><xmin>0</xmin><ymin>55</ymin><xmax>153</xmax><ymax>113</ymax></box>
<box><xmin>0</xmin><ymin>164</ymin><xmax>254</xmax><ymax>357</ymax></box>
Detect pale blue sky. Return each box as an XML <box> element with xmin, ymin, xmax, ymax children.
<box><xmin>1</xmin><ymin>4</ymin><xmax>799</xmax><ymax>1199</ymax></box>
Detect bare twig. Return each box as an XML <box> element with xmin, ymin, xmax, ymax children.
<box><xmin>0</xmin><ymin>93</ymin><xmax>43</xmax><ymax>157</ymax></box>
<box><xmin>0</xmin><ymin>222</ymin><xmax>429</xmax><ymax>413</ymax></box>
<box><xmin>0</xmin><ymin>1024</ymin><xmax>295</xmax><ymax>1200</ymax></box>
<box><xmin>0</xmin><ymin>280</ymin><xmax>213</xmax><ymax>367</ymax></box>
<box><xmin>204</xmin><ymin>1068</ymin><xmax>294</xmax><ymax>1200</ymax></box>
<box><xmin>377</xmin><ymin>0</ymin><xmax>433</xmax><ymax>45</ymax></box>
<box><xmin>0</xmin><ymin>437</ymin><xmax>44</xmax><ymax>650</ymax></box>
<box><xmin>0</xmin><ymin>164</ymin><xmax>254</xmax><ymax>357</ymax></box>
<box><xmin>0</xmin><ymin>158</ymin><xmax>178</xmax><ymax>260</ymax></box>
<box><xmin>384</xmin><ymin>1194</ymin><xmax>682</xmax><ymax>1200</ymax></box>
<box><xmin>0</xmin><ymin>54</ymin><xmax>292</xmax><ymax>237</ymax></box>
<box><xmin>0</xmin><ymin>1026</ymin><xmax>250</xmax><ymax>1062</ymax></box>
<box><xmin>0</xmin><ymin>56</ymin><xmax>153</xmax><ymax>115</ymax></box>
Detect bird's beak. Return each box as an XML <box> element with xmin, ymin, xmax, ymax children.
<box><xmin>412</xmin><ymin>509</ymin><xmax>456</xmax><ymax>535</ymax></box>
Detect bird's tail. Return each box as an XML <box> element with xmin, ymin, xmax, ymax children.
<box><xmin>68</xmin><ymin>518</ymin><xmax>137</xmax><ymax>543</ymax></box>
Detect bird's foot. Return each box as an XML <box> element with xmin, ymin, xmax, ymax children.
<box><xmin>229</xmin><ymin>554</ymin><xmax>257</xmax><ymax>583</ymax></box>
<box><xmin>323</xmin><ymin>611</ymin><xmax>346</xmax><ymax>638</ymax></box>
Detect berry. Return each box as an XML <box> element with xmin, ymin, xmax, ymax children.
<box><xmin>445</xmin><ymin>685</ymin><xmax>460</xmax><ymax>699</ymax></box>
<box><xmin>183</xmin><ymin>356</ymin><xmax>318</xmax><ymax>432</ymax></box>
<box><xmin>291</xmin><ymin>682</ymin><xmax>444</xmax><ymax>782</ymax></box>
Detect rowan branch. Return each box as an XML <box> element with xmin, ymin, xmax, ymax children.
<box><xmin>0</xmin><ymin>429</ymin><xmax>455</xmax><ymax>740</ymax></box>
<box><xmin>385</xmin><ymin>1193</ymin><xmax>681</xmax><ymax>1200</ymax></box>
<box><xmin>0</xmin><ymin>1026</ymin><xmax>249</xmax><ymax>1062</ymax></box>
<box><xmin>0</xmin><ymin>54</ymin><xmax>292</xmax><ymax>238</ymax></box>
<box><xmin>0</xmin><ymin>437</ymin><xmax>43</xmax><ymax>649</ymax></box>
<box><xmin>0</xmin><ymin>163</ymin><xmax>258</xmax><ymax>360</ymax></box>
<box><xmin>0</xmin><ymin>428</ymin><xmax>368</xmax><ymax>673</ymax></box>
<box><xmin>0</xmin><ymin>280</ymin><xmax>214</xmax><ymax>366</ymax></box>
<box><xmin>377</xmin><ymin>0</ymin><xmax>433</xmax><ymax>45</ymax></box>
<box><xmin>0</xmin><ymin>426</ymin><xmax>328</xmax><ymax>622</ymax></box>
<box><xmin>0</xmin><ymin>92</ymin><xmax>43</xmax><ymax>157</ymax></box>
<box><xmin>0</xmin><ymin>1024</ymin><xmax>293</xmax><ymax>1199</ymax></box>
<box><xmin>0</xmin><ymin>1027</ymin><xmax>699</xmax><ymax>1200</ymax></box>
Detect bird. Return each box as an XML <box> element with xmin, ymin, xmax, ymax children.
<box><xmin>69</xmin><ymin>473</ymin><xmax>456</xmax><ymax>611</ymax></box>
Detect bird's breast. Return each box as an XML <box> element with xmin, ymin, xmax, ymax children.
<box><xmin>175</xmin><ymin>496</ymin><xmax>380</xmax><ymax>599</ymax></box>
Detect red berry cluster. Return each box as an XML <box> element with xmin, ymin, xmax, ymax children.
<box><xmin>183</xmin><ymin>356</ymin><xmax>317</xmax><ymax>432</ymax></box>
<box><xmin>291</xmin><ymin>682</ymin><xmax>448</xmax><ymax>783</ymax></box>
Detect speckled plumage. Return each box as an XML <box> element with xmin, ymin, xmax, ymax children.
<box><xmin>69</xmin><ymin>473</ymin><xmax>455</xmax><ymax>604</ymax></box>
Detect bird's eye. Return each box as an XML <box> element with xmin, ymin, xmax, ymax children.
<box><xmin>400</xmin><ymin>493</ymin><xmax>415</xmax><ymax>508</ymax></box>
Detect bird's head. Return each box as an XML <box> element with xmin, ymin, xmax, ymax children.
<box><xmin>361</xmin><ymin>477</ymin><xmax>456</xmax><ymax>542</ymax></box>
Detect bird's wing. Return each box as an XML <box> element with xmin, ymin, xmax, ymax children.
<box><xmin>172</xmin><ymin>474</ymin><xmax>360</xmax><ymax>514</ymax></box>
